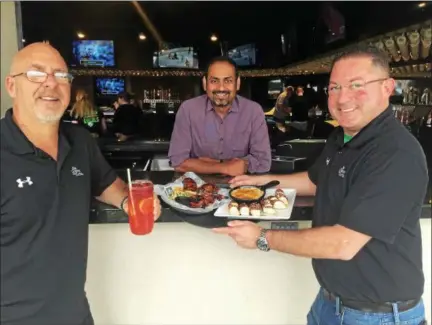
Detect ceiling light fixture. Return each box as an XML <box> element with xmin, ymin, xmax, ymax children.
<box><xmin>418</xmin><ymin>2</ymin><xmax>426</xmax><ymax>7</ymax></box>
<box><xmin>139</xmin><ymin>33</ymin><xmax>146</xmax><ymax>40</ymax></box>
<box><xmin>77</xmin><ymin>32</ymin><xmax>85</xmax><ymax>39</ymax></box>
<box><xmin>210</xmin><ymin>34</ymin><xmax>218</xmax><ymax>42</ymax></box>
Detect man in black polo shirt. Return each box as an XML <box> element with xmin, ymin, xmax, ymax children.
<box><xmin>215</xmin><ymin>46</ymin><xmax>428</xmax><ymax>325</ymax></box>
<box><xmin>1</xmin><ymin>43</ymin><xmax>161</xmax><ymax>325</ymax></box>
<box><xmin>112</xmin><ymin>91</ymin><xmax>143</xmax><ymax>141</ymax></box>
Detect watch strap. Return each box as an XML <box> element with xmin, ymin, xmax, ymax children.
<box><xmin>257</xmin><ymin>229</ymin><xmax>270</xmax><ymax>252</ymax></box>
<box><xmin>120</xmin><ymin>196</ymin><xmax>129</xmax><ymax>211</ymax></box>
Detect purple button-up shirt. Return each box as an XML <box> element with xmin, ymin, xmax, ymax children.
<box><xmin>168</xmin><ymin>95</ymin><xmax>271</xmax><ymax>173</ymax></box>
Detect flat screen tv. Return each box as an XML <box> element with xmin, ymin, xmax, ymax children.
<box><xmin>153</xmin><ymin>47</ymin><xmax>199</xmax><ymax>69</ymax></box>
<box><xmin>268</xmin><ymin>79</ymin><xmax>283</xmax><ymax>99</ymax></box>
<box><xmin>72</xmin><ymin>40</ymin><xmax>115</xmax><ymax>67</ymax></box>
<box><xmin>227</xmin><ymin>43</ymin><xmax>257</xmax><ymax>66</ymax></box>
<box><xmin>95</xmin><ymin>77</ymin><xmax>125</xmax><ymax>96</ymax></box>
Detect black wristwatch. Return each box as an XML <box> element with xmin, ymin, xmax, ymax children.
<box><xmin>256</xmin><ymin>229</ymin><xmax>270</xmax><ymax>252</ymax></box>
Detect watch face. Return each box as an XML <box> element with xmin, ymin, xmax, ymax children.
<box><xmin>257</xmin><ymin>237</ymin><xmax>270</xmax><ymax>251</ymax></box>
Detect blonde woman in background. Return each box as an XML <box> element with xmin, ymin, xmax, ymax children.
<box><xmin>70</xmin><ymin>89</ymin><xmax>107</xmax><ymax>137</ymax></box>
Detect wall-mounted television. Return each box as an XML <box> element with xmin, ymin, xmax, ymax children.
<box><xmin>227</xmin><ymin>43</ymin><xmax>257</xmax><ymax>67</ymax></box>
<box><xmin>268</xmin><ymin>79</ymin><xmax>283</xmax><ymax>99</ymax></box>
<box><xmin>153</xmin><ymin>47</ymin><xmax>199</xmax><ymax>69</ymax></box>
<box><xmin>95</xmin><ymin>77</ymin><xmax>125</xmax><ymax>96</ymax></box>
<box><xmin>72</xmin><ymin>40</ymin><xmax>115</xmax><ymax>67</ymax></box>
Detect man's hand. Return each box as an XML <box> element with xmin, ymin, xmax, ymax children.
<box><xmin>123</xmin><ymin>193</ymin><xmax>162</xmax><ymax>221</ymax></box>
<box><xmin>153</xmin><ymin>194</ymin><xmax>161</xmax><ymax>221</ymax></box>
<box><xmin>229</xmin><ymin>174</ymin><xmax>269</xmax><ymax>188</ymax></box>
<box><xmin>222</xmin><ymin>158</ymin><xmax>247</xmax><ymax>176</ymax></box>
<box><xmin>276</xmin><ymin>123</ymin><xmax>286</xmax><ymax>133</ymax></box>
<box><xmin>116</xmin><ymin>133</ymin><xmax>129</xmax><ymax>142</ymax></box>
<box><xmin>212</xmin><ymin>220</ymin><xmax>262</xmax><ymax>249</ymax></box>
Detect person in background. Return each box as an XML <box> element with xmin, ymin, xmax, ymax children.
<box><xmin>1</xmin><ymin>42</ymin><xmax>161</xmax><ymax>325</ymax></box>
<box><xmin>304</xmin><ymin>83</ymin><xmax>318</xmax><ymax>108</ymax></box>
<box><xmin>289</xmin><ymin>85</ymin><xmax>311</xmax><ymax>131</ymax></box>
<box><xmin>113</xmin><ymin>99</ymin><xmax>120</xmax><ymax>110</ymax></box>
<box><xmin>168</xmin><ymin>56</ymin><xmax>271</xmax><ymax>176</ymax></box>
<box><xmin>112</xmin><ymin>91</ymin><xmax>143</xmax><ymax>141</ymax></box>
<box><xmin>69</xmin><ymin>88</ymin><xmax>107</xmax><ymax>137</ymax></box>
<box><xmin>214</xmin><ymin>46</ymin><xmax>428</xmax><ymax>325</ymax></box>
<box><xmin>129</xmin><ymin>94</ymin><xmax>138</xmax><ymax>107</ymax></box>
<box><xmin>270</xmin><ymin>85</ymin><xmax>294</xmax><ymax>133</ymax></box>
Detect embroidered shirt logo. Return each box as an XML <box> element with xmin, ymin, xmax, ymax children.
<box><xmin>326</xmin><ymin>157</ymin><xmax>331</xmax><ymax>166</ymax></box>
<box><xmin>17</xmin><ymin>177</ymin><xmax>33</xmax><ymax>188</ymax></box>
<box><xmin>338</xmin><ymin>166</ymin><xmax>346</xmax><ymax>178</ymax></box>
<box><xmin>71</xmin><ymin>167</ymin><xmax>84</xmax><ymax>177</ymax></box>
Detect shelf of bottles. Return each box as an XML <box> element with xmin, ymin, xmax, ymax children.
<box><xmin>140</xmin><ymin>88</ymin><xmax>181</xmax><ymax>113</ymax></box>
<box><xmin>143</xmin><ymin>88</ymin><xmax>181</xmax><ymax>101</ymax></box>
<box><xmin>392</xmin><ymin>104</ymin><xmax>432</xmax><ymax>138</ymax></box>
<box><xmin>400</xmin><ymin>86</ymin><xmax>432</xmax><ymax>106</ymax></box>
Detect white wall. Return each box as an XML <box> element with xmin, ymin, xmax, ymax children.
<box><xmin>86</xmin><ymin>220</ymin><xmax>431</xmax><ymax>325</ymax></box>
<box><xmin>1</xmin><ymin>2</ymin><xmax>19</xmax><ymax>117</ymax></box>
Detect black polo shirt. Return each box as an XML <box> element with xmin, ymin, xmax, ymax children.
<box><xmin>0</xmin><ymin>109</ymin><xmax>117</xmax><ymax>325</ymax></box>
<box><xmin>308</xmin><ymin>106</ymin><xmax>428</xmax><ymax>303</ymax></box>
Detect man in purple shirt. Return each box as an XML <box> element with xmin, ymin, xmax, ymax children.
<box><xmin>168</xmin><ymin>57</ymin><xmax>271</xmax><ymax>176</ymax></box>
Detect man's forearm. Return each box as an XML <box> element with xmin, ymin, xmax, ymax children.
<box><xmin>175</xmin><ymin>159</ymin><xmax>225</xmax><ymax>175</ymax></box>
<box><xmin>259</xmin><ymin>171</ymin><xmax>316</xmax><ymax>196</ymax></box>
<box><xmin>246</xmin><ymin>154</ymin><xmax>269</xmax><ymax>174</ymax></box>
<box><xmin>266</xmin><ymin>226</ymin><xmax>353</xmax><ymax>260</ymax></box>
<box><xmin>96</xmin><ymin>177</ymin><xmax>128</xmax><ymax>209</ymax></box>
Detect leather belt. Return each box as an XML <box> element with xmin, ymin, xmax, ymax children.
<box><xmin>322</xmin><ymin>288</ymin><xmax>420</xmax><ymax>313</ymax></box>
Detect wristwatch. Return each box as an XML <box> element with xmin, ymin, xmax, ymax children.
<box><xmin>256</xmin><ymin>229</ymin><xmax>270</xmax><ymax>252</ymax></box>
<box><xmin>120</xmin><ymin>196</ymin><xmax>129</xmax><ymax>212</ymax></box>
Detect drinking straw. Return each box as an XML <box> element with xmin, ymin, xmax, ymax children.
<box><xmin>126</xmin><ymin>168</ymin><xmax>136</xmax><ymax>215</ymax></box>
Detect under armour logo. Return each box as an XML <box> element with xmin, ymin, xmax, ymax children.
<box><xmin>338</xmin><ymin>166</ymin><xmax>346</xmax><ymax>178</ymax></box>
<box><xmin>17</xmin><ymin>177</ymin><xmax>33</xmax><ymax>188</ymax></box>
<box><xmin>71</xmin><ymin>166</ymin><xmax>84</xmax><ymax>177</ymax></box>
<box><xmin>326</xmin><ymin>157</ymin><xmax>331</xmax><ymax>166</ymax></box>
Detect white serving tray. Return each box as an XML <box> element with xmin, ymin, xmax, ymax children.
<box><xmin>214</xmin><ymin>188</ymin><xmax>297</xmax><ymax>220</ymax></box>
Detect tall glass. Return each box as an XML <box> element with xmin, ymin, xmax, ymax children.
<box><xmin>128</xmin><ymin>180</ymin><xmax>154</xmax><ymax>235</ymax></box>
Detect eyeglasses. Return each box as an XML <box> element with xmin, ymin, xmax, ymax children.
<box><xmin>328</xmin><ymin>78</ymin><xmax>388</xmax><ymax>96</ymax></box>
<box><xmin>11</xmin><ymin>70</ymin><xmax>74</xmax><ymax>84</ymax></box>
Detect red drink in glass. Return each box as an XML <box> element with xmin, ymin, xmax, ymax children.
<box><xmin>128</xmin><ymin>180</ymin><xmax>154</xmax><ymax>235</ymax></box>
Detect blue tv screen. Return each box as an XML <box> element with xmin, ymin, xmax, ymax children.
<box><xmin>227</xmin><ymin>43</ymin><xmax>257</xmax><ymax>66</ymax></box>
<box><xmin>95</xmin><ymin>78</ymin><xmax>125</xmax><ymax>96</ymax></box>
<box><xmin>153</xmin><ymin>47</ymin><xmax>199</xmax><ymax>69</ymax></box>
<box><xmin>72</xmin><ymin>40</ymin><xmax>115</xmax><ymax>67</ymax></box>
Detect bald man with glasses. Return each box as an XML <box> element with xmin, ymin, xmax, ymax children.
<box><xmin>1</xmin><ymin>42</ymin><xmax>161</xmax><ymax>325</ymax></box>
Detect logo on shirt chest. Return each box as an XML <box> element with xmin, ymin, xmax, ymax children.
<box><xmin>16</xmin><ymin>177</ymin><xmax>33</xmax><ymax>188</ymax></box>
<box><xmin>71</xmin><ymin>166</ymin><xmax>84</xmax><ymax>177</ymax></box>
<box><xmin>338</xmin><ymin>166</ymin><xmax>346</xmax><ymax>178</ymax></box>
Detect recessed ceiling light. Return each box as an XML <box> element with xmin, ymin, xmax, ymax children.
<box><xmin>139</xmin><ymin>33</ymin><xmax>146</xmax><ymax>40</ymax></box>
<box><xmin>418</xmin><ymin>2</ymin><xmax>426</xmax><ymax>7</ymax></box>
<box><xmin>77</xmin><ymin>32</ymin><xmax>85</xmax><ymax>39</ymax></box>
<box><xmin>210</xmin><ymin>34</ymin><xmax>218</xmax><ymax>42</ymax></box>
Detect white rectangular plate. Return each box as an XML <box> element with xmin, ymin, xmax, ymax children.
<box><xmin>214</xmin><ymin>188</ymin><xmax>297</xmax><ymax>220</ymax></box>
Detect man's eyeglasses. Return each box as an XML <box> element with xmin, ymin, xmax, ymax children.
<box><xmin>11</xmin><ymin>70</ymin><xmax>74</xmax><ymax>84</ymax></box>
<box><xmin>328</xmin><ymin>78</ymin><xmax>388</xmax><ymax>96</ymax></box>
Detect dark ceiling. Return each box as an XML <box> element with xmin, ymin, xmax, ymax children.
<box><xmin>20</xmin><ymin>1</ymin><xmax>431</xmax><ymax>68</ymax></box>
<box><xmin>21</xmin><ymin>1</ymin><xmax>320</xmax><ymax>43</ymax></box>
